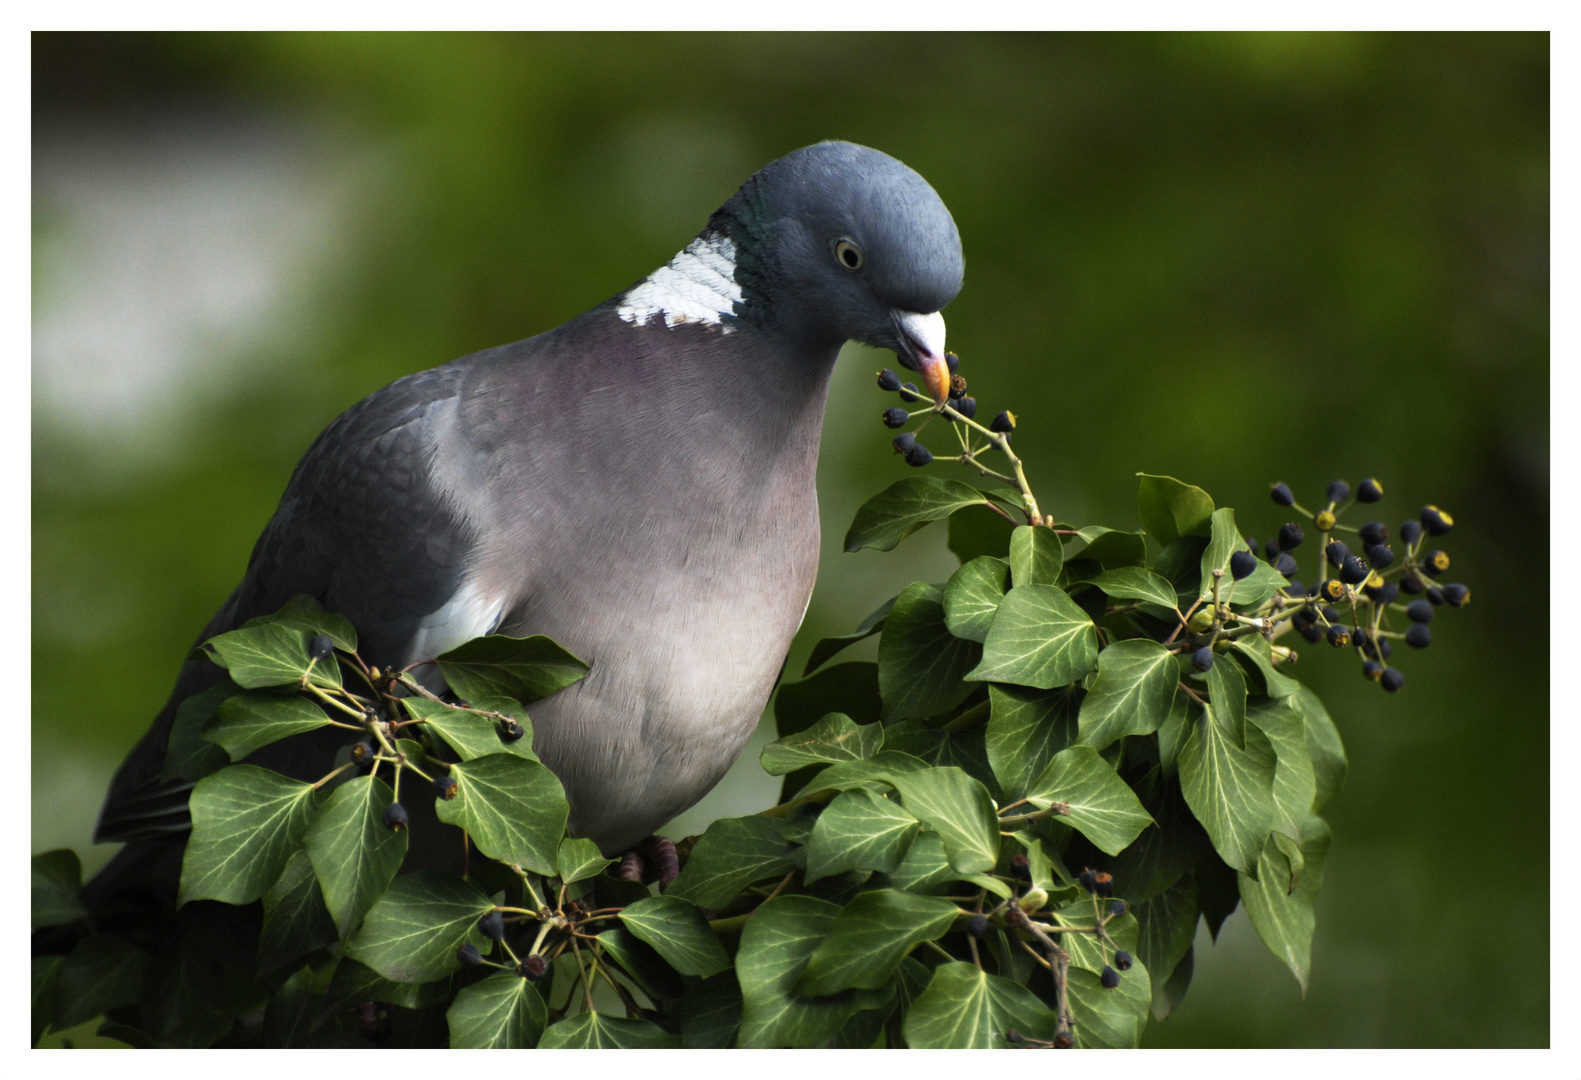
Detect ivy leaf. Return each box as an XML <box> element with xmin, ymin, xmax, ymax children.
<box><xmin>1065</xmin><ymin>527</ymin><xmax>1148</xmax><ymax>570</ymax></box>
<box><xmin>1178</xmin><ymin>705</ymin><xmax>1276</xmax><ymax>876</ymax></box>
<box><xmin>1132</xmin><ymin>874</ymin><xmax>1200</xmax><ymax>1017</ymax></box>
<box><xmin>1197</xmin><ymin>507</ymin><xmax>1248</xmax><ymax>603</ymax></box>
<box><xmin>598</xmin><ymin>928</ymin><xmax>686</xmax><ymax>1001</ymax></box>
<box><xmin>1230</xmin><ymin>638</ymin><xmax>1300</xmax><ymax>698</ymax></box>
<box><xmin>538</xmin><ymin>1011</ymin><xmax>680</xmax><ymax>1048</ymax></box>
<box><xmin>1075</xmin><ymin>639</ymin><xmax>1178</xmax><ymax>750</ymax></box>
<box><xmin>796</xmin><ymin>750</ymin><xmax>930</xmax><ymax>797</ymax></box>
<box><xmin>203</xmin><ymin>691</ymin><xmax>332</xmax><ymax>762</ymax></box>
<box><xmin>1025</xmin><ymin>746</ymin><xmax>1155</xmax><ymax>855</ymax></box>
<box><xmin>878</xmin><ymin>583</ymin><xmax>982</xmax><ymax>719</ymax></box>
<box><xmin>668</xmin><ymin>816</ymin><xmax>802</xmax><ymax>910</ymax></box>
<box><xmin>794</xmin><ymin>890</ymin><xmax>959</xmax><ymax>995</ymax></box>
<box><xmin>203</xmin><ymin>623</ymin><xmax>342</xmax><ymax>690</ymax></box>
<box><xmin>303</xmin><ymin>775</ymin><xmax>408</xmax><ymax>937</ymax></box>
<box><xmin>985</xmin><ymin>684</ymin><xmax>1079</xmax><ymax>801</ymax></box>
<box><xmin>1228</xmin><ymin>558</ymin><xmax>1289</xmax><ymax>611</ymax></box>
<box><xmin>1240</xmin><ymin>816</ymin><xmax>1332</xmax><ymax>993</ymax></box>
<box><xmin>446</xmin><ymin>971</ymin><xmax>547</xmax><ymax>1048</ymax></box>
<box><xmin>1136</xmin><ymin>473</ymin><xmax>1214</xmax><ymax>547</ymax></box>
<box><xmin>433</xmin><ymin>754</ymin><xmax>567</xmax><ymax>875</ymax></box>
<box><xmin>902</xmin><ymin>961</ymin><xmax>1056</xmax><ymax>1048</ymax></box>
<box><xmin>1247</xmin><ymin>697</ymin><xmax>1318</xmax><ymax>841</ymax></box>
<box><xmin>941</xmin><ymin>556</ymin><xmax>1010</xmax><ymax>643</ymax></box>
<box><xmin>736</xmin><ymin>895</ymin><xmax>891</xmax><ymax>1048</ymax></box>
<box><xmin>322</xmin><ymin>957</ymin><xmax>453</xmax><ymax>1014</ymax></box>
<box><xmin>1206</xmin><ymin>654</ymin><xmax>1248</xmax><ymax>745</ymax></box>
<box><xmin>878</xmin><ymin>829</ymin><xmax>956</xmax><ymax>895</ymax></box>
<box><xmin>966</xmin><ymin>584</ymin><xmax>1098</xmax><ymax>690</ymax></box>
<box><xmin>259</xmin><ymin>850</ymin><xmax>338</xmax><ymax>974</ymax></box>
<box><xmin>402</xmin><ymin>696</ymin><xmax>536</xmax><ymax>761</ymax></box>
<box><xmin>1157</xmin><ymin>693</ymin><xmax>1190</xmax><ymax>776</ymax></box>
<box><xmin>880</xmin><ymin>720</ymin><xmax>1000</xmax><ymax>798</ymax></box>
<box><xmin>681</xmin><ymin>972</ymin><xmax>743</xmax><ymax>1048</ymax></box>
<box><xmin>1067</xmin><ymin>963</ymin><xmax>1151</xmax><ymax>1048</ymax></box>
<box><xmin>619</xmin><ymin>896</ymin><xmax>731</xmax><ymax>978</ymax></box>
<box><xmin>31</xmin><ymin>849</ymin><xmax>86</xmax><ymax>929</ymax></box>
<box><xmin>1009</xmin><ymin>525</ymin><xmax>1064</xmax><ymax>586</ymax></box>
<box><xmin>760</xmin><ymin>713</ymin><xmax>884</xmax><ymax>775</ymax></box>
<box><xmin>1295</xmin><ymin>686</ymin><xmax>1348</xmax><ymax>813</ymax></box>
<box><xmin>1153</xmin><ymin>946</ymin><xmax>1195</xmax><ymax>1022</ymax></box>
<box><xmin>803</xmin><ymin>598</ymin><xmax>894</xmax><ymax>677</ymax></box>
<box><xmin>947</xmin><ymin>502</ymin><xmax>1017</xmax><ymax>563</ymax></box>
<box><xmin>805</xmin><ymin>788</ymin><xmax>921</xmax><ymax>884</ymax></box>
<box><xmin>777</xmin><ymin>662</ymin><xmax>882</xmax><ymax>737</ymax></box>
<box><xmin>434</xmin><ymin>634</ymin><xmax>589</xmax><ymax>703</ymax></box>
<box><xmin>163</xmin><ymin>680</ymin><xmax>238</xmax><ymax>783</ymax></box>
<box><xmin>32</xmin><ymin>956</ymin><xmax>61</xmax><ymax>1046</ymax></box>
<box><xmin>244</xmin><ymin>595</ymin><xmax>357</xmax><ymax>652</ymax></box>
<box><xmin>179</xmin><ymin>765</ymin><xmax>319</xmax><ymax>905</ymax></box>
<box><xmin>261</xmin><ymin>965</ymin><xmax>321</xmax><ymax>1048</ymax></box>
<box><xmin>844</xmin><ymin>477</ymin><xmax>988</xmax><ymax>553</ymax></box>
<box><xmin>1088</xmin><ymin>566</ymin><xmax>1180</xmax><ymax>612</ymax></box>
<box><xmin>344</xmin><ymin>871</ymin><xmax>493</xmax><ymax>983</ymax></box>
<box><xmin>557</xmin><ymin>837</ymin><xmax>612</xmax><ymax>884</ymax></box>
<box><xmin>886</xmin><ymin>767</ymin><xmax>999</xmax><ymax>874</ymax></box>
<box><xmin>53</xmin><ymin>934</ymin><xmax>147</xmax><ymax>1030</ymax></box>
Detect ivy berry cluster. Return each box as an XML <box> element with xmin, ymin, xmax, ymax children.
<box><xmin>1251</xmin><ymin>478</ymin><xmax>1469</xmax><ymax>694</ymax></box>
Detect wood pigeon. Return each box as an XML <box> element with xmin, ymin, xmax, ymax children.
<box><xmin>92</xmin><ymin>140</ymin><xmax>964</xmax><ymax>873</ymax></box>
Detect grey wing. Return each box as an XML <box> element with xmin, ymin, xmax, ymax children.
<box><xmin>94</xmin><ymin>363</ymin><xmax>482</xmax><ymax>845</ymax></box>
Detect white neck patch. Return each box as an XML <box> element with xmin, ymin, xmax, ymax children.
<box><xmin>617</xmin><ymin>232</ymin><xmax>743</xmax><ymax>331</ymax></box>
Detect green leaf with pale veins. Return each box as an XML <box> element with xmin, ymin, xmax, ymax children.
<box><xmin>53</xmin><ymin>934</ymin><xmax>147</xmax><ymax>1030</ymax></box>
<box><xmin>32</xmin><ymin>849</ymin><xmax>85</xmax><ymax>929</ymax></box>
<box><xmin>798</xmin><ymin>750</ymin><xmax>930</xmax><ymax>797</ymax></box>
<box><xmin>538</xmin><ymin>1011</ymin><xmax>680</xmax><ymax>1048</ymax></box>
<box><xmin>1230</xmin><ymin>638</ymin><xmax>1300</xmax><ymax>697</ymax></box>
<box><xmin>203</xmin><ymin>691</ymin><xmax>332</xmax><ymax>762</ymax></box>
<box><xmin>886</xmin><ymin>767</ymin><xmax>999</xmax><ymax>874</ymax></box>
<box><xmin>179</xmin><ymin>765</ymin><xmax>319</xmax><ymax>905</ymax></box>
<box><xmin>1132</xmin><ymin>874</ymin><xmax>1200</xmax><ymax>1016</ymax></box>
<box><xmin>942</xmin><ymin>556</ymin><xmax>1009</xmax><ymax>643</ymax></box>
<box><xmin>557</xmin><ymin>837</ymin><xmax>611</xmax><ymax>884</ymax></box>
<box><xmin>805</xmin><ymin>788</ymin><xmax>920</xmax><ymax>884</ymax></box>
<box><xmin>1088</xmin><ymin>566</ymin><xmax>1181</xmax><ymax>611</ymax></box>
<box><xmin>620</xmin><ymin>896</ymin><xmax>731</xmax><ymax>978</ymax></box>
<box><xmin>32</xmin><ymin>955</ymin><xmax>61</xmax><ymax>1046</ymax></box>
<box><xmin>668</xmin><ymin>816</ymin><xmax>802</xmax><ymax>910</ymax></box>
<box><xmin>1240</xmin><ymin>816</ymin><xmax>1332</xmax><ymax>993</ymax></box>
<box><xmin>1024</xmin><ymin>746</ymin><xmax>1155</xmax><ymax>855</ymax></box>
<box><xmin>803</xmin><ymin>597</ymin><xmax>894</xmax><ymax>676</ymax></box>
<box><xmin>303</xmin><ymin>775</ymin><xmax>407</xmax><ymax>937</ymax></box>
<box><xmin>1065</xmin><ymin>526</ymin><xmax>1149</xmax><ymax>569</ymax></box>
<box><xmin>1009</xmin><ymin>524</ymin><xmax>1064</xmax><ymax>586</ymax></box>
<box><xmin>1247</xmin><ymin>697</ymin><xmax>1317</xmax><ymax>838</ymax></box>
<box><xmin>1228</xmin><ymin>557</ymin><xmax>1288</xmax><ymax>610</ymax></box>
<box><xmin>244</xmin><ymin>594</ymin><xmax>357</xmax><ymax>652</ymax></box>
<box><xmin>760</xmin><ymin>712</ymin><xmax>884</xmax><ymax>775</ymax></box>
<box><xmin>1295</xmin><ymin>686</ymin><xmax>1348</xmax><ymax>813</ymax></box>
<box><xmin>966</xmin><ymin>584</ymin><xmax>1098</xmax><ymax>690</ymax></box>
<box><xmin>947</xmin><ymin>502</ymin><xmax>1017</xmax><ymax>563</ymax></box>
<box><xmin>447</xmin><ymin>971</ymin><xmax>547</xmax><ymax>1048</ymax></box>
<box><xmin>204</xmin><ymin>623</ymin><xmax>342</xmax><ymax>690</ymax></box>
<box><xmin>598</xmin><ymin>928</ymin><xmax>686</xmax><ymax>1001</ymax></box>
<box><xmin>1136</xmin><ymin>473</ymin><xmax>1214</xmax><ymax>547</ymax></box>
<box><xmin>435</xmin><ymin>634</ymin><xmax>589</xmax><ymax>703</ymax></box>
<box><xmin>737</xmin><ymin>895</ymin><xmax>891</xmax><ymax>1048</ymax></box>
<box><xmin>1178</xmin><ymin>705</ymin><xmax>1276</xmax><ymax>876</ymax></box>
<box><xmin>1067</xmin><ymin>963</ymin><xmax>1151</xmax><ymax>1048</ymax></box>
<box><xmin>435</xmin><ymin>754</ymin><xmax>568</xmax><ymax>875</ymax></box>
<box><xmin>344</xmin><ymin>871</ymin><xmax>494</xmax><ymax>983</ymax></box>
<box><xmin>843</xmin><ymin>476</ymin><xmax>988</xmax><ymax>553</ymax></box>
<box><xmin>878</xmin><ymin>829</ymin><xmax>956</xmax><ymax>895</ymax></box>
<box><xmin>902</xmin><ymin>962</ymin><xmax>1056</xmax><ymax>1048</ymax></box>
<box><xmin>402</xmin><ymin>696</ymin><xmax>536</xmax><ymax>761</ymax></box>
<box><xmin>1075</xmin><ymin>638</ymin><xmax>1178</xmax><ymax>750</ymax></box>
<box><xmin>163</xmin><ymin>680</ymin><xmax>238</xmax><ymax>783</ymax></box>
<box><xmin>986</xmin><ymin>684</ymin><xmax>1079</xmax><ymax>801</ymax></box>
<box><xmin>1197</xmin><ymin>507</ymin><xmax>1249</xmax><ymax>603</ymax></box>
<box><xmin>1206</xmin><ymin>653</ymin><xmax>1248</xmax><ymax>744</ymax></box>
<box><xmin>878</xmin><ymin>583</ymin><xmax>982</xmax><ymax>719</ymax></box>
<box><xmin>1157</xmin><ymin>693</ymin><xmax>1190</xmax><ymax>775</ymax></box>
<box><xmin>681</xmin><ymin>972</ymin><xmax>742</xmax><ymax>1048</ymax></box>
<box><xmin>259</xmin><ymin>850</ymin><xmax>338</xmax><ymax>973</ymax></box>
<box><xmin>795</xmin><ymin>890</ymin><xmax>960</xmax><ymax>995</ymax></box>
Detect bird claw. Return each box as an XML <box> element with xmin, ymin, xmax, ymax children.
<box><xmin>615</xmin><ymin>836</ymin><xmax>680</xmax><ymax>892</ymax></box>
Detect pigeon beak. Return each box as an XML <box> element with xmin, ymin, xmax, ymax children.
<box><xmin>892</xmin><ymin>310</ymin><xmax>951</xmax><ymax>404</ymax></box>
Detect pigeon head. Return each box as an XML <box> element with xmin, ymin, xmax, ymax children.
<box><xmin>712</xmin><ymin>141</ymin><xmax>965</xmax><ymax>401</ymax></box>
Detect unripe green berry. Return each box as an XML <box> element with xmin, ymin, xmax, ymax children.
<box><xmin>1314</xmin><ymin>510</ymin><xmax>1336</xmax><ymax>532</ymax></box>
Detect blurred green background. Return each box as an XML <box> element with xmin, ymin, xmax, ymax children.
<box><xmin>31</xmin><ymin>32</ymin><xmax>1547</xmax><ymax>1047</ymax></box>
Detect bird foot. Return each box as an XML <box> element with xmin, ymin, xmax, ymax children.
<box><xmin>614</xmin><ymin>836</ymin><xmax>681</xmax><ymax>892</ymax></box>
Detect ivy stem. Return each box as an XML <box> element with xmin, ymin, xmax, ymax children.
<box><xmin>312</xmin><ymin>760</ymin><xmax>357</xmax><ymax>791</ymax></box>
<box><xmin>897</xmin><ymin>384</ymin><xmax>1045</xmax><ymax>525</ymax></box>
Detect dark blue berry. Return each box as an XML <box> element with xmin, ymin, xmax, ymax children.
<box><xmin>1101</xmin><ymin>965</ymin><xmax>1121</xmax><ymax>989</ymax></box>
<box><xmin>1367</xmin><ymin>544</ymin><xmax>1395</xmax><ymax>569</ymax></box>
<box><xmin>1320</xmin><ymin>579</ymin><xmax>1347</xmax><ymax>603</ymax></box>
<box><xmin>457</xmin><ymin>942</ymin><xmax>484</xmax><ymax>966</ymax></box>
<box><xmin>520</xmin><ymin>954</ymin><xmax>550</xmax><ymax>981</ymax></box>
<box><xmin>1274</xmin><ymin>553</ymin><xmax>1299</xmax><ymax>577</ymax></box>
<box><xmin>1423</xmin><ymin>550</ymin><xmax>1450</xmax><ymax>577</ymax></box>
<box><xmin>1192</xmin><ymin>646</ymin><xmax>1214</xmax><ymax>672</ymax></box>
<box><xmin>1327</xmin><ymin>480</ymin><xmax>1350</xmax><ymax>503</ymax></box>
<box><xmin>1378</xmin><ymin>638</ymin><xmax>1393</xmax><ymax>659</ymax></box>
<box><xmin>1009</xmin><ymin>853</ymin><xmax>1031</xmax><ymax>880</ymax></box>
<box><xmin>967</xmin><ymin>914</ymin><xmax>988</xmax><ymax>938</ymax></box>
<box><xmin>309</xmin><ymin>634</ymin><xmax>335</xmax><ymax>661</ymax></box>
<box><xmin>1426</xmin><ymin>585</ymin><xmax>1445</xmax><ymax>605</ymax></box>
<box><xmin>891</xmin><ymin>431</ymin><xmax>916</xmax><ymax>455</ymax></box>
<box><xmin>1380</xmin><ymin>667</ymin><xmax>1405</xmax><ymax>693</ymax></box>
<box><xmin>1442</xmin><ymin>583</ymin><xmax>1470</xmax><ymax>607</ymax></box>
<box><xmin>1327</xmin><ymin>624</ymin><xmax>1351</xmax><ymax>648</ymax></box>
<box><xmin>1376</xmin><ymin>581</ymin><xmax>1399</xmax><ymax>605</ymax></box>
<box><xmin>479</xmin><ymin>911</ymin><xmax>506</xmax><ymax>941</ymax></box>
<box><xmin>882</xmin><ymin>407</ymin><xmax>909</xmax><ymax>429</ymax></box>
<box><xmin>1005</xmin><ymin>1030</ymin><xmax>1025</xmax><ymax>1044</ymax></box>
<box><xmin>905</xmin><ymin>443</ymin><xmax>933</xmax><ymax>467</ymax></box>
<box><xmin>1277</xmin><ymin>523</ymin><xmax>1305</xmax><ymax>551</ymax></box>
<box><xmin>1407</xmin><ymin>600</ymin><xmax>1433</xmax><ymax>623</ymax></box>
<box><xmin>1420</xmin><ymin>505</ymin><xmax>1454</xmax><ymax>536</ymax></box>
<box><xmin>383</xmin><ymin>802</ymin><xmax>409</xmax><ymax>831</ymax></box>
<box><xmin>990</xmin><ymin>410</ymin><xmax>1016</xmax><ymax>434</ymax></box>
<box><xmin>1270</xmin><ymin>482</ymin><xmax>1294</xmax><ymax>507</ymax></box>
<box><xmin>1405</xmin><ymin>623</ymin><xmax>1432</xmax><ymax>649</ymax></box>
<box><xmin>1340</xmin><ymin>556</ymin><xmax>1370</xmax><ymax>585</ymax></box>
<box><xmin>945</xmin><ymin>351</ymin><xmax>961</xmax><ymax>374</ymax></box>
<box><xmin>901</xmin><ymin>382</ymin><xmax>919</xmax><ymax>396</ymax></box>
<box><xmin>1399</xmin><ymin>520</ymin><xmax>1422</xmax><ymax>547</ymax></box>
<box><xmin>1229</xmin><ymin>550</ymin><xmax>1257</xmax><ymax>581</ymax></box>
<box><xmin>1265</xmin><ymin>539</ymin><xmax>1281</xmax><ymax>562</ymax></box>
<box><xmin>1400</xmin><ymin>571</ymin><xmax>1427</xmax><ymax>594</ymax></box>
<box><xmin>1286</xmin><ymin>579</ymin><xmax>1307</xmax><ymax>597</ymax></box>
<box><xmin>434</xmin><ymin>775</ymin><xmax>459</xmax><ymax>800</ymax></box>
<box><xmin>955</xmin><ymin>396</ymin><xmax>978</xmax><ymax>419</ymax></box>
<box><xmin>1114</xmin><ymin>950</ymin><xmax>1133</xmax><ymax>971</ymax></box>
<box><xmin>1359</xmin><ymin>521</ymin><xmax>1388</xmax><ymax>547</ymax></box>
<box><xmin>1321</xmin><ymin>606</ymin><xmax>1340</xmax><ymax>622</ymax></box>
<box><xmin>1094</xmin><ymin>872</ymin><xmax>1114</xmax><ymax>898</ymax></box>
<box><xmin>1300</xmin><ymin>623</ymin><xmax>1323</xmax><ymax>643</ymax></box>
<box><xmin>1325</xmin><ymin>540</ymin><xmax>1350</xmax><ymax>566</ymax></box>
<box><xmin>350</xmin><ymin>741</ymin><xmax>374</xmax><ymax>765</ymax></box>
<box><xmin>1078</xmin><ymin>868</ymin><xmax>1098</xmax><ymax>893</ymax></box>
<box><xmin>876</xmin><ymin>368</ymin><xmax>901</xmax><ymax>391</ymax></box>
<box><xmin>500</xmin><ymin>718</ymin><xmax>525</xmax><ymax>743</ymax></box>
<box><xmin>1110</xmin><ymin>900</ymin><xmax>1127</xmax><ymax>918</ymax></box>
<box><xmin>1357</xmin><ymin>478</ymin><xmax>1384</xmax><ymax>503</ymax></box>
<box><xmin>1362</xmin><ymin>660</ymin><xmax>1383</xmax><ymax>681</ymax></box>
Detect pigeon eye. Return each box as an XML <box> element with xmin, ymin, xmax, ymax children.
<box><xmin>833</xmin><ymin>239</ymin><xmax>864</xmax><ymax>271</ymax></box>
